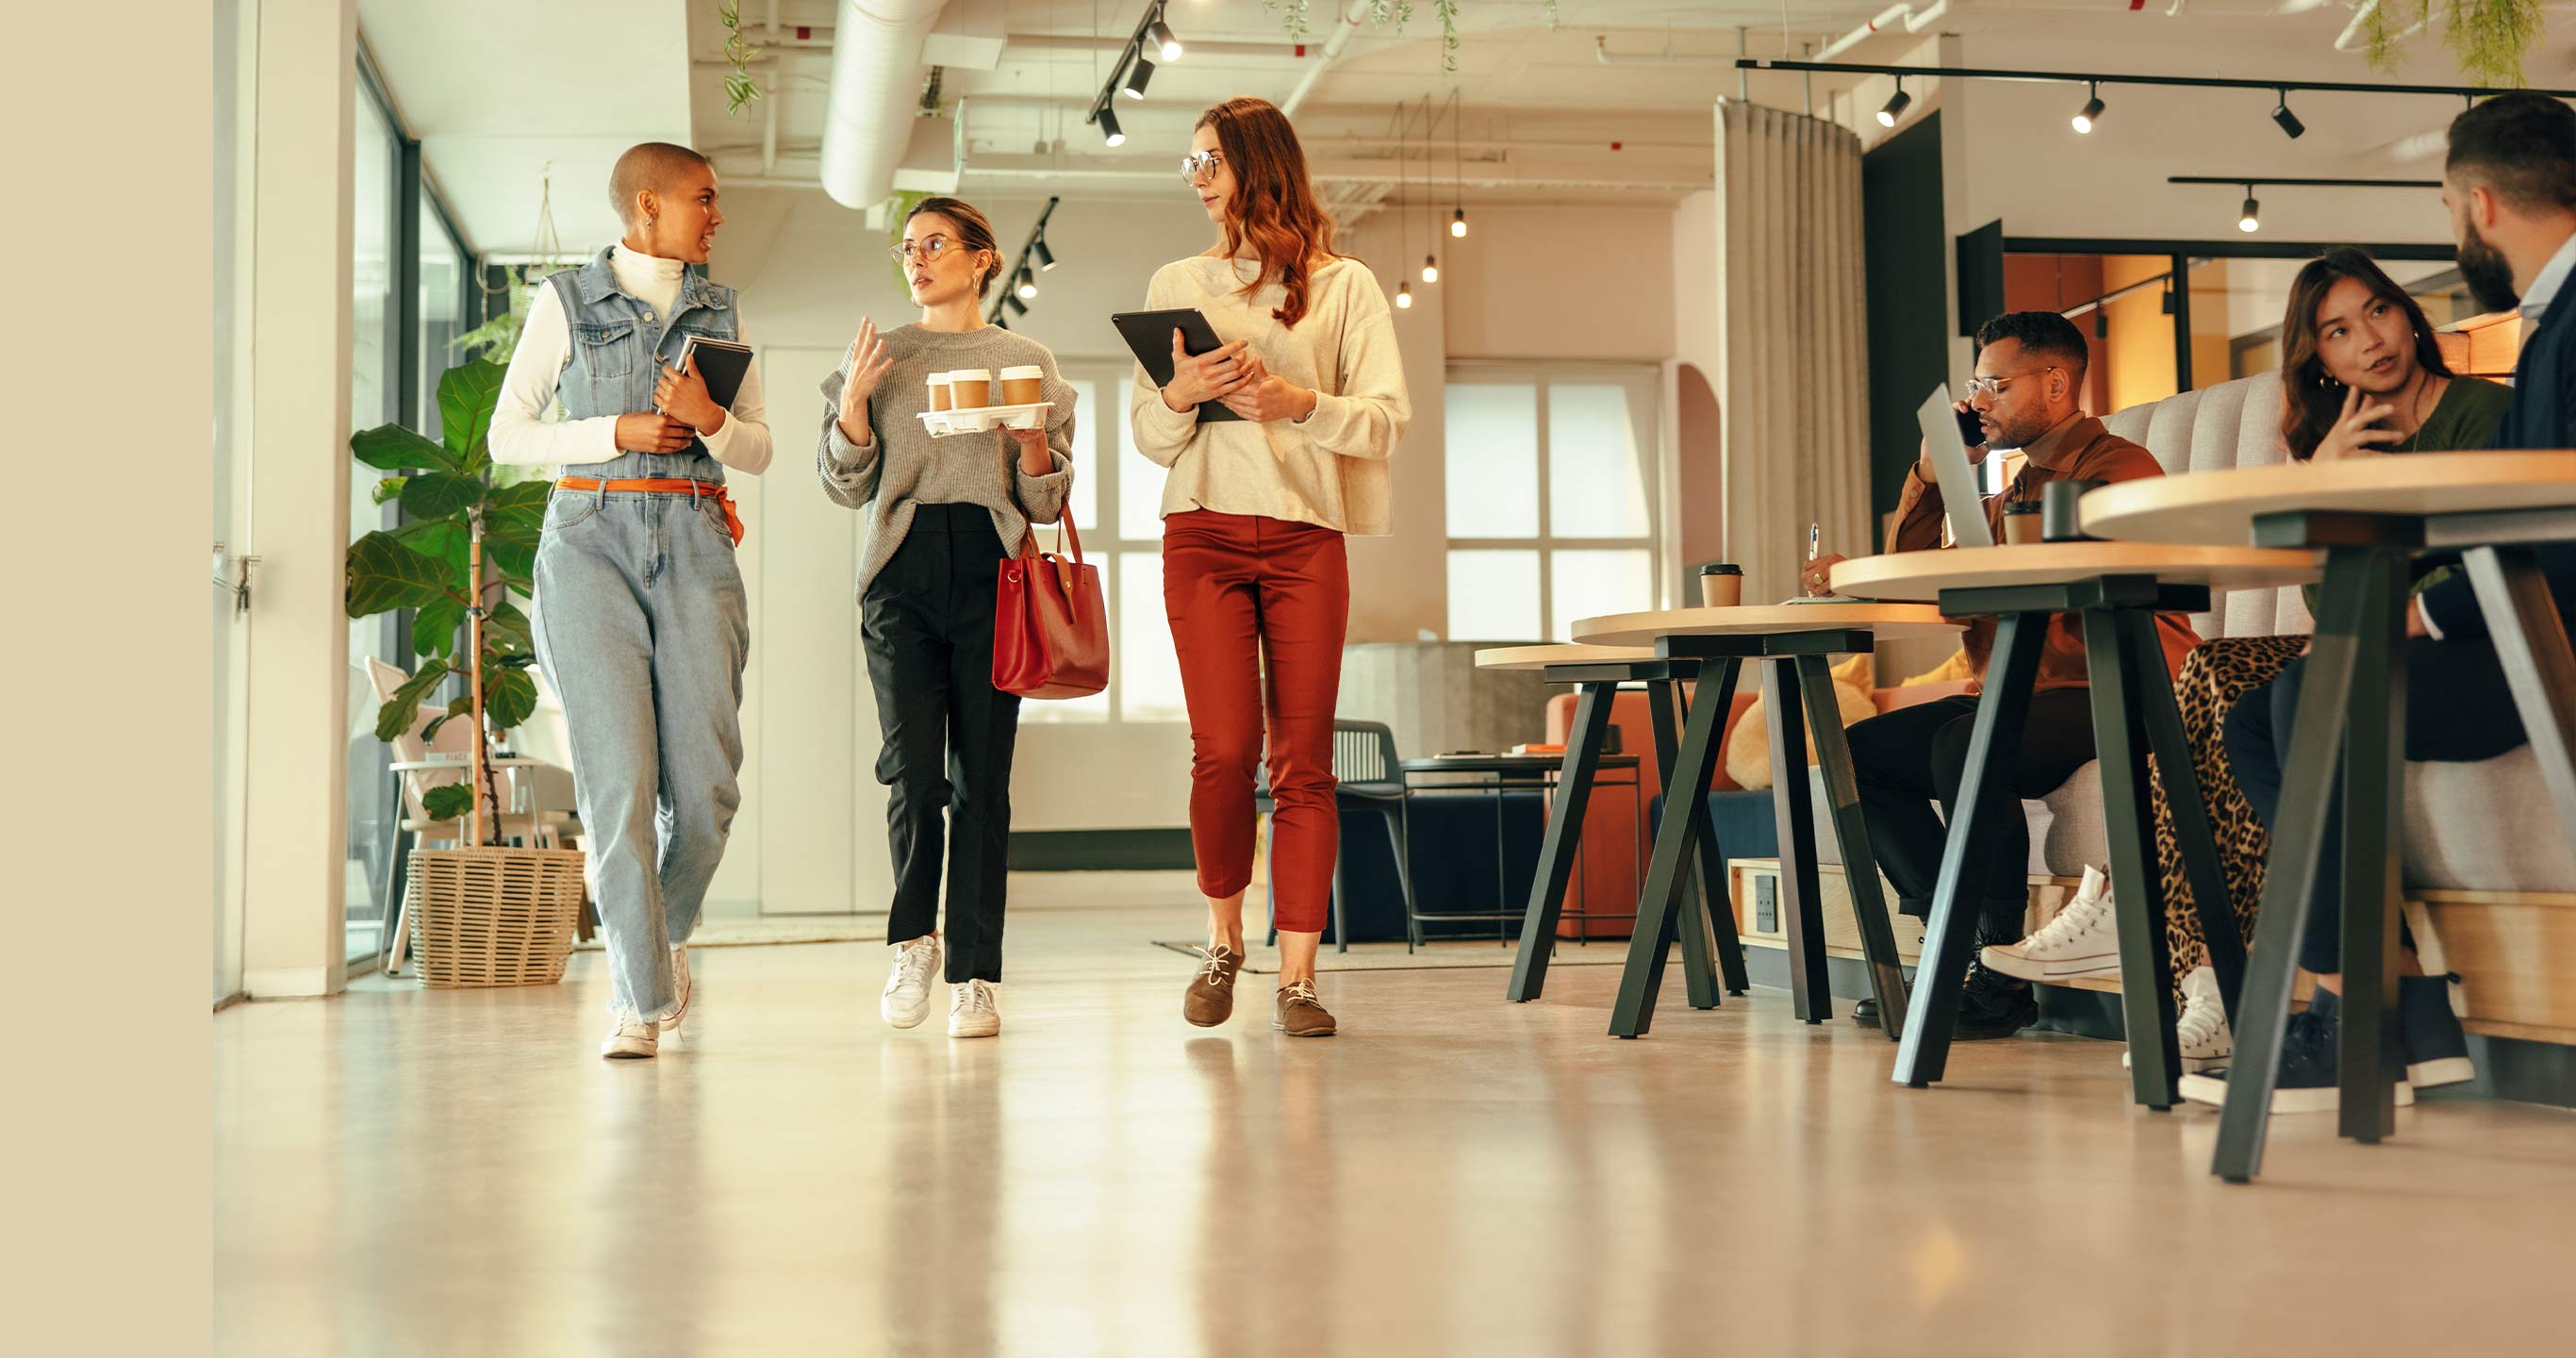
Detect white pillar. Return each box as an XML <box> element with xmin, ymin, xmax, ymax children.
<box><xmin>239</xmin><ymin>0</ymin><xmax>356</xmax><ymax>998</ymax></box>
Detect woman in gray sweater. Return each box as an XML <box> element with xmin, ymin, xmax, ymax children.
<box><xmin>818</xmin><ymin>196</ymin><xmax>1076</xmax><ymax>1039</ymax></box>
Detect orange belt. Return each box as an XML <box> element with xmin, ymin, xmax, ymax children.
<box><xmin>555</xmin><ymin>476</ymin><xmax>743</xmax><ymax>546</ymax></box>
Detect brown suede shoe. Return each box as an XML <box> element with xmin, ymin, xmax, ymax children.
<box><xmin>1183</xmin><ymin>944</ymin><xmax>1243</xmax><ymax>1027</ymax></box>
<box><xmin>1273</xmin><ymin>979</ymin><xmax>1337</xmax><ymax>1037</ymax></box>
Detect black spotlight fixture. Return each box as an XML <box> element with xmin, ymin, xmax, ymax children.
<box><xmin>985</xmin><ymin>196</ymin><xmax>1060</xmax><ymax>328</ymax></box>
<box><xmin>1876</xmin><ymin>77</ymin><xmax>1911</xmax><ymax>128</ymax></box>
<box><xmin>1015</xmin><ymin>267</ymin><xmax>1037</xmax><ymax>300</ymax></box>
<box><xmin>1032</xmin><ymin>236</ymin><xmax>1057</xmax><ymax>272</ymax></box>
<box><xmin>2072</xmin><ymin>81</ymin><xmax>2105</xmax><ymax>134</ymax></box>
<box><xmin>2238</xmin><ymin>187</ymin><xmax>2261</xmax><ymax>234</ymax></box>
<box><xmin>1003</xmin><ymin>292</ymin><xmax>1028</xmax><ymax>317</ymax></box>
<box><xmin>1120</xmin><ymin>55</ymin><xmax>1154</xmax><ymax>101</ymax></box>
<box><xmin>2271</xmin><ymin>91</ymin><xmax>2304</xmax><ymax>140</ymax></box>
<box><xmin>1147</xmin><ymin>12</ymin><xmax>1181</xmax><ymax>62</ymax></box>
<box><xmin>1098</xmin><ymin>105</ymin><xmax>1125</xmax><ymax>147</ymax></box>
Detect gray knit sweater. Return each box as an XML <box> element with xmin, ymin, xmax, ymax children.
<box><xmin>817</xmin><ymin>324</ymin><xmax>1078</xmax><ymax>597</ymax></box>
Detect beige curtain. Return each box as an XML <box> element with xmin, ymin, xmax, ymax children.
<box><xmin>1714</xmin><ymin>100</ymin><xmax>1872</xmax><ymax>607</ymax></box>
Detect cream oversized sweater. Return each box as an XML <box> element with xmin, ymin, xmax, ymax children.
<box><xmin>1127</xmin><ymin>256</ymin><xmax>1411</xmax><ymax>536</ymax></box>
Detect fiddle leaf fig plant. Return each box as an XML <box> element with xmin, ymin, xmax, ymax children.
<box><xmin>345</xmin><ymin>357</ymin><xmax>550</xmax><ymax>820</ymax></box>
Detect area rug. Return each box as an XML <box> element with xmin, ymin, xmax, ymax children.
<box><xmin>1149</xmin><ymin>938</ymin><xmax>1640</xmax><ymax>974</ymax></box>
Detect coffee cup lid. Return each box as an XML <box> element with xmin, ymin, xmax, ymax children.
<box><xmin>999</xmin><ymin>365</ymin><xmax>1043</xmax><ymax>380</ymax></box>
<box><xmin>2004</xmin><ymin>500</ymin><xmax>2042</xmax><ymax>511</ymax></box>
<box><xmin>926</xmin><ymin>372</ymin><xmax>952</xmax><ymax>385</ymax></box>
<box><xmin>1697</xmin><ymin>562</ymin><xmax>1742</xmax><ymax>574</ymax></box>
<box><xmin>950</xmin><ymin>368</ymin><xmax>993</xmax><ymax>380</ymax></box>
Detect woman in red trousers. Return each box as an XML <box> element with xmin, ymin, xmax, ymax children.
<box><xmin>1131</xmin><ymin>96</ymin><xmax>1412</xmax><ymax>1036</ymax></box>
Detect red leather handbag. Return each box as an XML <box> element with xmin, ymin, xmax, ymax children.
<box><xmin>993</xmin><ymin>509</ymin><xmax>1109</xmax><ymax>699</ymax></box>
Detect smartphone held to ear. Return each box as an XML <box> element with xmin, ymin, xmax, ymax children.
<box><xmin>1955</xmin><ymin>406</ymin><xmax>1986</xmax><ymax>448</ymax></box>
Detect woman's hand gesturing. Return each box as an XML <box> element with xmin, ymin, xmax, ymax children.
<box><xmin>838</xmin><ymin>317</ymin><xmax>895</xmax><ymax>445</ymax></box>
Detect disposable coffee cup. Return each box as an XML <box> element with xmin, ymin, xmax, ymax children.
<box><xmin>949</xmin><ymin>369</ymin><xmax>993</xmax><ymax>410</ymax></box>
<box><xmin>927</xmin><ymin>372</ymin><xmax>954</xmax><ymax>412</ymax></box>
<box><xmin>1697</xmin><ymin>562</ymin><xmax>1744</xmax><ymax>608</ymax></box>
<box><xmin>999</xmin><ymin>364</ymin><xmax>1045</xmax><ymax>406</ymax></box>
<box><xmin>2003</xmin><ymin>501</ymin><xmax>2044</xmax><ymax>544</ymax></box>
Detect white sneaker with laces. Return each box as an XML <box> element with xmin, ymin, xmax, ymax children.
<box><xmin>661</xmin><ymin>946</ymin><xmax>692</xmax><ymax>1034</ymax></box>
<box><xmin>1982</xmin><ymin>864</ymin><xmax>2121</xmax><ymax>981</ymax></box>
<box><xmin>2125</xmin><ymin>964</ymin><xmax>2235</xmax><ymax>1074</ymax></box>
<box><xmin>882</xmin><ymin>936</ymin><xmax>941</xmax><ymax>1029</ymax></box>
<box><xmin>949</xmin><ymin>978</ymin><xmax>1000</xmax><ymax>1038</ymax></box>
<box><xmin>600</xmin><ymin>1006</ymin><xmax>658</xmax><ymax>1059</ymax></box>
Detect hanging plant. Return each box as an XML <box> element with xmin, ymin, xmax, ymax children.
<box><xmin>719</xmin><ymin>0</ymin><xmax>764</xmax><ymax>115</ymax></box>
<box><xmin>1267</xmin><ymin>0</ymin><xmax>1461</xmax><ymax>75</ymax></box>
<box><xmin>1261</xmin><ymin>0</ymin><xmax>1315</xmax><ymax>41</ymax></box>
<box><xmin>2360</xmin><ymin>0</ymin><xmax>2546</xmax><ymax>89</ymax></box>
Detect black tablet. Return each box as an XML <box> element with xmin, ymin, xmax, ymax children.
<box><xmin>1110</xmin><ymin>307</ymin><xmax>1244</xmax><ymax>423</ymax></box>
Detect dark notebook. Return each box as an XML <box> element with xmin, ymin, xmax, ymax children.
<box><xmin>677</xmin><ymin>336</ymin><xmax>754</xmax><ymax>410</ymax></box>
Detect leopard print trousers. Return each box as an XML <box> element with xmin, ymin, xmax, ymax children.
<box><xmin>2147</xmin><ymin>635</ymin><xmax>2309</xmax><ymax>995</ymax></box>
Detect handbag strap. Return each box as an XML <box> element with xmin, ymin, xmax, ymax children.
<box><xmin>1021</xmin><ymin>507</ymin><xmax>1085</xmax><ymax>566</ymax></box>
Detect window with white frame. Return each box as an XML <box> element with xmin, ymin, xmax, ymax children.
<box><xmin>1014</xmin><ymin>364</ymin><xmax>1191</xmax><ymax>726</ymax></box>
<box><xmin>1444</xmin><ymin>364</ymin><xmax>1661</xmax><ymax>642</ymax></box>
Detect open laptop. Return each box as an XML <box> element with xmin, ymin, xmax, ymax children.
<box><xmin>1916</xmin><ymin>384</ymin><xmax>1995</xmax><ymax>549</ymax></box>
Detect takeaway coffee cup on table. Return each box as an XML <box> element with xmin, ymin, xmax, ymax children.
<box><xmin>1697</xmin><ymin>562</ymin><xmax>1744</xmax><ymax>608</ymax></box>
<box><xmin>999</xmin><ymin>365</ymin><xmax>1045</xmax><ymax>406</ymax></box>
<box><xmin>949</xmin><ymin>369</ymin><xmax>994</xmax><ymax>410</ymax></box>
<box><xmin>927</xmin><ymin>373</ymin><xmax>954</xmax><ymax>412</ymax></box>
<box><xmin>2003</xmin><ymin>501</ymin><xmax>2044</xmax><ymax>544</ymax></box>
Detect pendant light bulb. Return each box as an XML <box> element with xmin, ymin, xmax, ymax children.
<box><xmin>1396</xmin><ymin>281</ymin><xmax>1413</xmax><ymax>309</ymax></box>
<box><xmin>1422</xmin><ymin>255</ymin><xmax>1439</xmax><ymax>284</ymax></box>
<box><xmin>1451</xmin><ymin>207</ymin><xmax>1467</xmax><ymax>238</ymax></box>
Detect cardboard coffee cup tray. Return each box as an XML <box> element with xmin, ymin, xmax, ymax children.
<box><xmin>918</xmin><ymin>402</ymin><xmax>1050</xmax><ymax>436</ymax></box>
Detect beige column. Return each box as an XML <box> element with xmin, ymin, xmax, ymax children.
<box><xmin>239</xmin><ymin>0</ymin><xmax>356</xmax><ymax>998</ymax></box>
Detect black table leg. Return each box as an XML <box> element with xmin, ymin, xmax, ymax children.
<box><xmin>1672</xmin><ymin>679</ymin><xmax>1752</xmax><ymax>996</ymax></box>
<box><xmin>2464</xmin><ymin>545</ymin><xmax>2576</xmax><ymax>849</ymax></box>
<box><xmin>1892</xmin><ymin>611</ymin><xmax>2049</xmax><ymax>1088</ymax></box>
<box><xmin>2080</xmin><ymin>606</ymin><xmax>2183</xmax><ymax>1110</ymax></box>
<box><xmin>1648</xmin><ymin>679</ymin><xmax>1725</xmax><ymax>1010</ymax></box>
<box><xmin>1798</xmin><ymin>653</ymin><xmax>1910</xmax><ymax>1040</ymax></box>
<box><xmin>1765</xmin><ymin>657</ymin><xmax>1832</xmax><ymax>1022</ymax></box>
<box><xmin>2214</xmin><ymin>547</ymin><xmax>2374</xmax><ymax>1182</ymax></box>
<box><xmin>2338</xmin><ymin>552</ymin><xmax>2408</xmax><ymax>1145</ymax></box>
<box><xmin>1507</xmin><ymin>680</ymin><xmax>1616</xmax><ymax>1002</ymax></box>
<box><xmin>1610</xmin><ymin>658</ymin><xmax>1741</xmax><ymax>1038</ymax></box>
<box><xmin>2122</xmin><ymin>607</ymin><xmax>2250</xmax><ymax>1024</ymax></box>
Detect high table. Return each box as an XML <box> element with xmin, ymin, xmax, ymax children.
<box><xmin>1567</xmin><ymin>606</ymin><xmax>1960</xmax><ymax>1038</ymax></box>
<box><xmin>2081</xmin><ymin>452</ymin><xmax>2576</xmax><ymax>1181</ymax></box>
<box><xmin>1476</xmin><ymin>644</ymin><xmax>1742</xmax><ymax>1011</ymax></box>
<box><xmin>1830</xmin><ymin>544</ymin><xmax>2320</xmax><ymax>1110</ymax></box>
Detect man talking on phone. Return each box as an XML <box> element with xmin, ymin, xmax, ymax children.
<box><xmin>1811</xmin><ymin>311</ymin><xmax>2196</xmax><ymax>1036</ymax></box>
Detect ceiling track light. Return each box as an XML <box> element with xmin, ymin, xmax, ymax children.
<box><xmin>2072</xmin><ymin>81</ymin><xmax>2105</xmax><ymax>134</ymax></box>
<box><xmin>2271</xmin><ymin>91</ymin><xmax>2304</xmax><ymax>140</ymax></box>
<box><xmin>1097</xmin><ymin>105</ymin><xmax>1124</xmax><ymax>147</ymax></box>
<box><xmin>2238</xmin><ymin>187</ymin><xmax>2261</xmax><ymax>234</ymax></box>
<box><xmin>2166</xmin><ymin>175</ymin><xmax>2437</xmax><ymax>235</ymax></box>
<box><xmin>1121</xmin><ymin>55</ymin><xmax>1154</xmax><ymax>101</ymax></box>
<box><xmin>1146</xmin><ymin>12</ymin><xmax>1182</xmax><ymax>63</ymax></box>
<box><xmin>985</xmin><ymin>196</ymin><xmax>1061</xmax><ymax>328</ymax></box>
<box><xmin>1876</xmin><ymin>76</ymin><xmax>1911</xmax><ymax>128</ymax></box>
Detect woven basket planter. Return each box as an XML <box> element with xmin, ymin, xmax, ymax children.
<box><xmin>405</xmin><ymin>845</ymin><xmax>587</xmax><ymax>987</ymax></box>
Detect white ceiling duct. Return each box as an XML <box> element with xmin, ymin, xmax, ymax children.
<box><xmin>818</xmin><ymin>0</ymin><xmax>950</xmax><ymax>210</ymax></box>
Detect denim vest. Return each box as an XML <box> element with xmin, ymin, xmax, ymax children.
<box><xmin>546</xmin><ymin>246</ymin><xmax>739</xmax><ymax>483</ymax></box>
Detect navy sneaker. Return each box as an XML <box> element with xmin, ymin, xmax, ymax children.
<box><xmin>2179</xmin><ymin>986</ymin><xmax>2416</xmax><ymax>1114</ymax></box>
<box><xmin>1952</xmin><ymin>960</ymin><xmax>2039</xmax><ymax>1041</ymax></box>
<box><xmin>2400</xmin><ymin>972</ymin><xmax>2476</xmax><ymax>1089</ymax></box>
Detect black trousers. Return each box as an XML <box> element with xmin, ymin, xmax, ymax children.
<box><xmin>2223</xmin><ymin>636</ymin><xmax>2529</xmax><ymax>976</ymax></box>
<box><xmin>863</xmin><ymin>505</ymin><xmax>1024</xmax><ymax>983</ymax></box>
<box><xmin>1846</xmin><ymin>689</ymin><xmax>2100</xmax><ymax>944</ymax></box>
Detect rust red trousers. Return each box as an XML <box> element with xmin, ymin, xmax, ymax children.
<box><xmin>1161</xmin><ymin>510</ymin><xmax>1349</xmax><ymax>933</ymax></box>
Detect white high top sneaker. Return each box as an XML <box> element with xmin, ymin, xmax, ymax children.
<box><xmin>881</xmin><ymin>936</ymin><xmax>941</xmax><ymax>1029</ymax></box>
<box><xmin>2125</xmin><ymin>964</ymin><xmax>2235</xmax><ymax>1073</ymax></box>
<box><xmin>1982</xmin><ymin>865</ymin><xmax>2121</xmax><ymax>982</ymax></box>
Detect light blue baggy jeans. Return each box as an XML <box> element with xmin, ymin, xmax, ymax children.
<box><xmin>533</xmin><ymin>485</ymin><xmax>750</xmax><ymax>1019</ymax></box>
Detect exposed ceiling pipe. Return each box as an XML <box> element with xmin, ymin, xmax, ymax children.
<box><xmin>1282</xmin><ymin>0</ymin><xmax>1375</xmax><ymax>117</ymax></box>
<box><xmin>1813</xmin><ymin>1</ymin><xmax>1950</xmax><ymax>63</ymax></box>
<box><xmin>818</xmin><ymin>0</ymin><xmax>950</xmax><ymax>210</ymax></box>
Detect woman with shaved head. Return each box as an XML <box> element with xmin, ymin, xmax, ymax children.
<box><xmin>491</xmin><ymin>141</ymin><xmax>772</xmax><ymax>1059</ymax></box>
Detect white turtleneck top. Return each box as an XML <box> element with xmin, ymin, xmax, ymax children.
<box><xmin>489</xmin><ymin>244</ymin><xmax>772</xmax><ymax>473</ymax></box>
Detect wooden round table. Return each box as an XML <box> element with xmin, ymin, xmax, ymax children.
<box><xmin>1472</xmin><ymin>643</ymin><xmax>1658</xmax><ymax>671</ymax></box>
<box><xmin>1572</xmin><ymin>602</ymin><xmax>1957</xmax><ymax>647</ymax></box>
<box><xmin>1830</xmin><ymin>542</ymin><xmax>2320</xmax><ymax>602</ymax></box>
<box><xmin>2072</xmin><ymin>451</ymin><xmax>2576</xmax><ymax>1181</ymax></box>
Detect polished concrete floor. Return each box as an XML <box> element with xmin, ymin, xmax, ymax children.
<box><xmin>215</xmin><ymin>873</ymin><xmax>2576</xmax><ymax>1356</ymax></box>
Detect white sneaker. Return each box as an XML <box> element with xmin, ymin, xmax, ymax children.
<box><xmin>1982</xmin><ymin>864</ymin><xmax>2121</xmax><ymax>981</ymax></box>
<box><xmin>949</xmin><ymin>979</ymin><xmax>1000</xmax><ymax>1038</ymax></box>
<box><xmin>600</xmin><ymin>1006</ymin><xmax>658</xmax><ymax>1059</ymax></box>
<box><xmin>661</xmin><ymin>946</ymin><xmax>692</xmax><ymax>1034</ymax></box>
<box><xmin>2125</xmin><ymin>964</ymin><xmax>2235</xmax><ymax>1074</ymax></box>
<box><xmin>882</xmin><ymin>936</ymin><xmax>940</xmax><ymax>1029</ymax></box>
